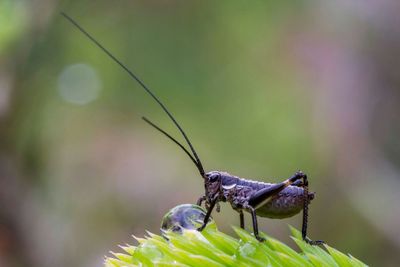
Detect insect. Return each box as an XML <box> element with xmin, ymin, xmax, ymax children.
<box><xmin>61</xmin><ymin>12</ymin><xmax>323</xmax><ymax>245</ymax></box>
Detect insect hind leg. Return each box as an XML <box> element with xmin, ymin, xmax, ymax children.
<box><xmin>291</xmin><ymin>179</ymin><xmax>304</xmax><ymax>187</ymax></box>
<box><xmin>301</xmin><ymin>173</ymin><xmax>324</xmax><ymax>245</ymax></box>
<box><xmin>243</xmin><ymin>171</ymin><xmax>308</xmax><ymax>242</ymax></box>
<box><xmin>248</xmin><ymin>171</ymin><xmax>305</xmax><ymax>208</ymax></box>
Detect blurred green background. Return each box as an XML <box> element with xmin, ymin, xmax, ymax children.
<box><xmin>1</xmin><ymin>1</ymin><xmax>400</xmax><ymax>266</ymax></box>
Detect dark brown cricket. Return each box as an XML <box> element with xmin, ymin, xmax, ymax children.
<box><xmin>61</xmin><ymin>12</ymin><xmax>324</xmax><ymax>245</ymax></box>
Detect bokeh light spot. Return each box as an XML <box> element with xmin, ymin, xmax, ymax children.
<box><xmin>57</xmin><ymin>63</ymin><xmax>101</xmax><ymax>105</ymax></box>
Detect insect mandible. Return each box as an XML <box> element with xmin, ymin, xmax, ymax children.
<box><xmin>61</xmin><ymin>12</ymin><xmax>324</xmax><ymax>245</ymax></box>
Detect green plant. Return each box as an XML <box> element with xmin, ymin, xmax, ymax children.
<box><xmin>104</xmin><ymin>225</ymin><xmax>367</xmax><ymax>267</ymax></box>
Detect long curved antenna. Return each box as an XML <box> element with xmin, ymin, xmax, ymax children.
<box><xmin>61</xmin><ymin>12</ymin><xmax>205</xmax><ymax>177</ymax></box>
<box><xmin>142</xmin><ymin>117</ymin><xmax>203</xmax><ymax>174</ymax></box>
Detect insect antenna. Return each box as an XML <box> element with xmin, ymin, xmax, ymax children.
<box><xmin>61</xmin><ymin>12</ymin><xmax>206</xmax><ymax>177</ymax></box>
<box><xmin>142</xmin><ymin>117</ymin><xmax>201</xmax><ymax>170</ymax></box>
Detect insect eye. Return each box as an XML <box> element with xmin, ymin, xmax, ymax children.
<box><xmin>208</xmin><ymin>173</ymin><xmax>220</xmax><ymax>182</ymax></box>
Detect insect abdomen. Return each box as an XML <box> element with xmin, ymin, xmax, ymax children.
<box><xmin>255</xmin><ymin>186</ymin><xmax>310</xmax><ymax>219</ymax></box>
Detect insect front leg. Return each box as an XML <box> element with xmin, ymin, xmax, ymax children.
<box><xmin>197</xmin><ymin>196</ymin><xmax>220</xmax><ymax>214</ymax></box>
<box><xmin>300</xmin><ymin>173</ymin><xmax>324</xmax><ymax>245</ymax></box>
<box><xmin>197</xmin><ymin>194</ymin><xmax>219</xmax><ymax>231</ymax></box>
<box><xmin>196</xmin><ymin>196</ymin><xmax>206</xmax><ymax>206</ymax></box>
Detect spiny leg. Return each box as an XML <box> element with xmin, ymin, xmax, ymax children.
<box><xmin>301</xmin><ymin>174</ymin><xmax>324</xmax><ymax>245</ymax></box>
<box><xmin>239</xmin><ymin>210</ymin><xmax>245</xmax><ymax>229</ymax></box>
<box><xmin>197</xmin><ymin>195</ymin><xmax>218</xmax><ymax>231</ymax></box>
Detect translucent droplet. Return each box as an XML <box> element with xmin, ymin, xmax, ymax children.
<box><xmin>161</xmin><ymin>204</ymin><xmax>214</xmax><ymax>234</ymax></box>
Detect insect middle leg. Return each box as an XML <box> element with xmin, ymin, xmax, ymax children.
<box><xmin>239</xmin><ymin>210</ymin><xmax>244</xmax><ymax>229</ymax></box>
<box><xmin>244</xmin><ymin>205</ymin><xmax>265</xmax><ymax>242</ymax></box>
